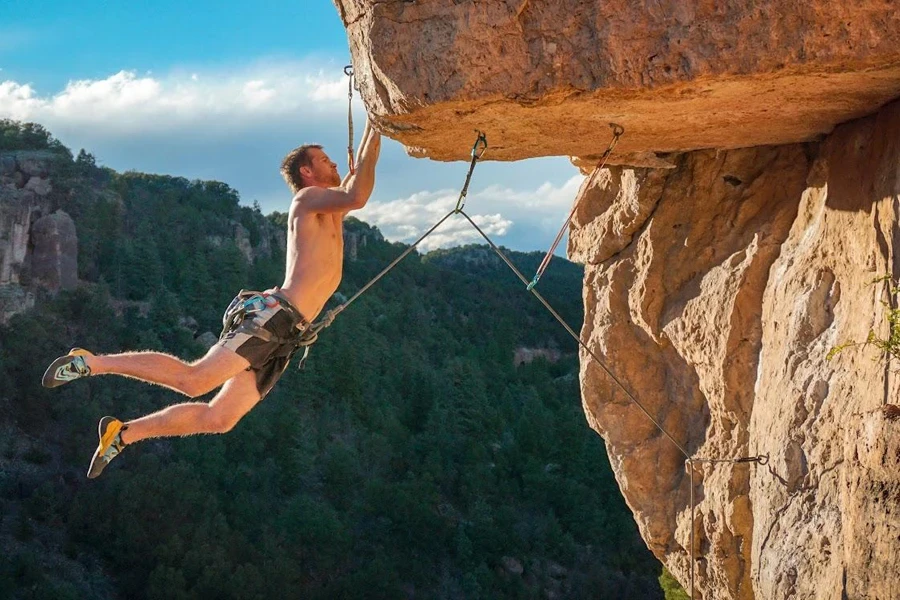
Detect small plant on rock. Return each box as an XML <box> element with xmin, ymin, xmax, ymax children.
<box><xmin>827</xmin><ymin>275</ymin><xmax>900</xmax><ymax>420</ymax></box>
<box><xmin>827</xmin><ymin>275</ymin><xmax>900</xmax><ymax>363</ymax></box>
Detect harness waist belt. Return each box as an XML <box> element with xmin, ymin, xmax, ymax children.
<box><xmin>270</xmin><ymin>291</ymin><xmax>310</xmax><ymax>330</ymax></box>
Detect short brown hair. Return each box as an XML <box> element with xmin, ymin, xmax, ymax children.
<box><xmin>280</xmin><ymin>144</ymin><xmax>323</xmax><ymax>193</ymax></box>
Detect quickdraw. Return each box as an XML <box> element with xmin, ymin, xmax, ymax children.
<box><xmin>345</xmin><ymin>64</ymin><xmax>355</xmax><ymax>175</ymax></box>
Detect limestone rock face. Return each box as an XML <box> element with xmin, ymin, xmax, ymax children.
<box><xmin>336</xmin><ymin>0</ymin><xmax>900</xmax><ymax>165</ymax></box>
<box><xmin>233</xmin><ymin>222</ymin><xmax>254</xmax><ymax>263</ymax></box>
<box><xmin>15</xmin><ymin>151</ymin><xmax>56</xmax><ymax>178</ymax></box>
<box><xmin>0</xmin><ymin>151</ymin><xmax>66</xmax><ymax>323</ymax></box>
<box><xmin>569</xmin><ymin>100</ymin><xmax>900</xmax><ymax>599</ymax></box>
<box><xmin>24</xmin><ymin>176</ymin><xmax>52</xmax><ymax>197</ymax></box>
<box><xmin>30</xmin><ymin>211</ymin><xmax>78</xmax><ymax>293</ymax></box>
<box><xmin>0</xmin><ymin>189</ymin><xmax>39</xmax><ymax>286</ymax></box>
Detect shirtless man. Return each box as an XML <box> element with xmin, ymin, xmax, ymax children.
<box><xmin>42</xmin><ymin>119</ymin><xmax>381</xmax><ymax>478</ymax></box>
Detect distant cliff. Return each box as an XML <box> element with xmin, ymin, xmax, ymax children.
<box><xmin>0</xmin><ymin>148</ymin><xmax>77</xmax><ymax>322</ymax></box>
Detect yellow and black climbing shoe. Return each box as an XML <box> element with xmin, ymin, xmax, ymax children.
<box><xmin>87</xmin><ymin>416</ymin><xmax>127</xmax><ymax>479</ymax></box>
<box><xmin>41</xmin><ymin>348</ymin><xmax>93</xmax><ymax>388</ymax></box>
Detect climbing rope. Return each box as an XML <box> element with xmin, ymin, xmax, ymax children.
<box><xmin>302</xmin><ymin>131</ymin><xmax>489</xmax><ymax>340</ymax></box>
<box><xmin>459</xmin><ymin>208</ymin><xmax>694</xmax><ymax>458</ymax></box>
<box><xmin>344</xmin><ymin>65</ymin><xmax>355</xmax><ymax>175</ymax></box>
<box><xmin>297</xmin><ymin>121</ymin><xmax>770</xmax><ymax>599</ymax></box>
<box><xmin>459</xmin><ymin>208</ymin><xmax>769</xmax><ymax>600</ymax></box>
<box><xmin>527</xmin><ymin>123</ymin><xmax>624</xmax><ymax>291</ymax></box>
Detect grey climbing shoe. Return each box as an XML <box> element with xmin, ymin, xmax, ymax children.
<box><xmin>42</xmin><ymin>348</ymin><xmax>93</xmax><ymax>388</ymax></box>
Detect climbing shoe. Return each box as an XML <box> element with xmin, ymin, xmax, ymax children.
<box><xmin>87</xmin><ymin>416</ymin><xmax>127</xmax><ymax>479</ymax></box>
<box><xmin>42</xmin><ymin>348</ymin><xmax>93</xmax><ymax>388</ymax></box>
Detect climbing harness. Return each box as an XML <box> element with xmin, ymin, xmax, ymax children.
<box><xmin>527</xmin><ymin>123</ymin><xmax>624</xmax><ymax>291</ymax></box>
<box><xmin>345</xmin><ymin>65</ymin><xmax>356</xmax><ymax>175</ymax></box>
<box><xmin>220</xmin><ymin>290</ymin><xmax>319</xmax><ymax>368</ymax></box>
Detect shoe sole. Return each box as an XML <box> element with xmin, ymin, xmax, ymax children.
<box><xmin>87</xmin><ymin>416</ymin><xmax>122</xmax><ymax>479</ymax></box>
<box><xmin>41</xmin><ymin>348</ymin><xmax>93</xmax><ymax>389</ymax></box>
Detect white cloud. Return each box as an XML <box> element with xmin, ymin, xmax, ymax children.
<box><xmin>0</xmin><ymin>62</ymin><xmax>354</xmax><ymax>133</ymax></box>
<box><xmin>358</xmin><ymin>175</ymin><xmax>584</xmax><ymax>252</ymax></box>
<box><xmin>357</xmin><ymin>188</ymin><xmax>512</xmax><ymax>252</ymax></box>
<box><xmin>0</xmin><ymin>61</ymin><xmax>584</xmax><ymax>253</ymax></box>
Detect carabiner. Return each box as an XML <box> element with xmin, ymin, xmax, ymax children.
<box><xmin>471</xmin><ymin>130</ymin><xmax>488</xmax><ymax>160</ymax></box>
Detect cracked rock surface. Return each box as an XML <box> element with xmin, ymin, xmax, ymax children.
<box><xmin>569</xmin><ymin>100</ymin><xmax>900</xmax><ymax>599</ymax></box>
<box><xmin>336</xmin><ymin>0</ymin><xmax>900</xmax><ymax>165</ymax></box>
<box><xmin>336</xmin><ymin>3</ymin><xmax>900</xmax><ymax>596</ymax></box>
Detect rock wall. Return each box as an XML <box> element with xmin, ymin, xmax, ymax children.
<box><xmin>337</xmin><ymin>3</ymin><xmax>900</xmax><ymax>596</ymax></box>
<box><xmin>336</xmin><ymin>0</ymin><xmax>900</xmax><ymax>165</ymax></box>
<box><xmin>30</xmin><ymin>211</ymin><xmax>78</xmax><ymax>293</ymax></box>
<box><xmin>568</xmin><ymin>100</ymin><xmax>900</xmax><ymax>599</ymax></box>
<box><xmin>0</xmin><ymin>151</ymin><xmax>70</xmax><ymax>323</ymax></box>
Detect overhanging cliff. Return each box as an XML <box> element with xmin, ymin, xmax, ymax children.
<box><xmin>336</xmin><ymin>0</ymin><xmax>900</xmax><ymax>167</ymax></box>
<box><xmin>335</xmin><ymin>2</ymin><xmax>900</xmax><ymax>597</ymax></box>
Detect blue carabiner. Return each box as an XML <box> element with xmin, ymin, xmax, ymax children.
<box><xmin>242</xmin><ymin>296</ymin><xmax>267</xmax><ymax>314</ymax></box>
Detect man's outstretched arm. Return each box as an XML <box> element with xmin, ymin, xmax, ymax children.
<box><xmin>301</xmin><ymin>119</ymin><xmax>381</xmax><ymax>214</ymax></box>
<box><xmin>341</xmin><ymin>118</ymin><xmax>375</xmax><ymax>188</ymax></box>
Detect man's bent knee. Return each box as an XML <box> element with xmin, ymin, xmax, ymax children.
<box><xmin>204</xmin><ymin>408</ymin><xmax>242</xmax><ymax>434</ymax></box>
<box><xmin>183</xmin><ymin>347</ymin><xmax>251</xmax><ymax>397</ymax></box>
<box><xmin>176</xmin><ymin>376</ymin><xmax>217</xmax><ymax>399</ymax></box>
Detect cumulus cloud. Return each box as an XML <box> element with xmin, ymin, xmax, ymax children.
<box><xmin>358</xmin><ymin>175</ymin><xmax>584</xmax><ymax>252</ymax></box>
<box><xmin>0</xmin><ymin>62</ymin><xmax>584</xmax><ymax>252</ymax></box>
<box><xmin>0</xmin><ymin>62</ymin><xmax>353</xmax><ymax>132</ymax></box>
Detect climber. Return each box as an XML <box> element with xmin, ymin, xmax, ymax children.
<box><xmin>41</xmin><ymin>119</ymin><xmax>382</xmax><ymax>478</ymax></box>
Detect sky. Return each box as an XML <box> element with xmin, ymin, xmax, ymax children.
<box><xmin>0</xmin><ymin>0</ymin><xmax>583</xmax><ymax>253</ymax></box>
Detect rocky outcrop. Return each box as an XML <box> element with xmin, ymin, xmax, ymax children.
<box><xmin>0</xmin><ymin>190</ymin><xmax>38</xmax><ymax>286</ymax></box>
<box><xmin>748</xmin><ymin>102</ymin><xmax>900</xmax><ymax>600</ymax></box>
<box><xmin>569</xmin><ymin>100</ymin><xmax>900</xmax><ymax>599</ymax></box>
<box><xmin>209</xmin><ymin>218</ymin><xmax>286</xmax><ymax>263</ymax></box>
<box><xmin>233</xmin><ymin>222</ymin><xmax>254</xmax><ymax>263</ymax></box>
<box><xmin>1</xmin><ymin>152</ymin><xmax>60</xmax><ymax>288</ymax></box>
<box><xmin>30</xmin><ymin>211</ymin><xmax>78</xmax><ymax>293</ymax></box>
<box><xmin>513</xmin><ymin>347</ymin><xmax>561</xmax><ymax>366</ymax></box>
<box><xmin>344</xmin><ymin>220</ymin><xmax>384</xmax><ymax>261</ymax></box>
<box><xmin>337</xmin><ymin>1</ymin><xmax>900</xmax><ymax>165</ymax></box>
<box><xmin>0</xmin><ymin>151</ymin><xmax>74</xmax><ymax>322</ymax></box>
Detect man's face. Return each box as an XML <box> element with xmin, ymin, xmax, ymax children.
<box><xmin>302</xmin><ymin>147</ymin><xmax>341</xmax><ymax>187</ymax></box>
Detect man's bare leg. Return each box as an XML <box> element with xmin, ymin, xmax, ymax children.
<box><xmin>121</xmin><ymin>369</ymin><xmax>262</xmax><ymax>444</ymax></box>
<box><xmin>84</xmin><ymin>345</ymin><xmax>250</xmax><ymax>398</ymax></box>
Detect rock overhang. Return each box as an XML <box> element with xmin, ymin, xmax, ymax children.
<box><xmin>336</xmin><ymin>0</ymin><xmax>900</xmax><ymax>166</ymax></box>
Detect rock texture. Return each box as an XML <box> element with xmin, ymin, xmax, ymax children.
<box><xmin>30</xmin><ymin>211</ymin><xmax>78</xmax><ymax>293</ymax></box>
<box><xmin>513</xmin><ymin>346</ymin><xmax>562</xmax><ymax>366</ymax></box>
<box><xmin>569</xmin><ymin>100</ymin><xmax>900</xmax><ymax>599</ymax></box>
<box><xmin>0</xmin><ymin>189</ymin><xmax>38</xmax><ymax>286</ymax></box>
<box><xmin>336</xmin><ymin>0</ymin><xmax>900</xmax><ymax>165</ymax></box>
<box><xmin>337</xmin><ymin>4</ymin><xmax>900</xmax><ymax>596</ymax></box>
<box><xmin>0</xmin><ymin>151</ymin><xmax>73</xmax><ymax>322</ymax></box>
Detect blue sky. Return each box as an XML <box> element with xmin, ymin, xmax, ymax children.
<box><xmin>1</xmin><ymin>1</ymin><xmax>581</xmax><ymax>252</ymax></box>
